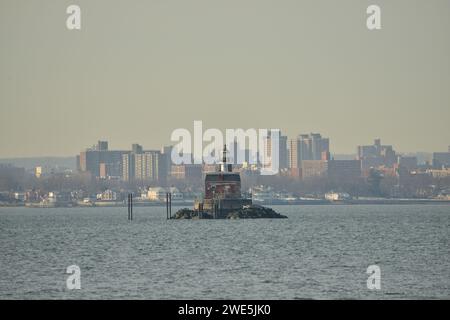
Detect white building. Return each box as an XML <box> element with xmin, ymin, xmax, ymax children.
<box><xmin>325</xmin><ymin>191</ymin><xmax>351</xmax><ymax>201</ymax></box>
<box><xmin>426</xmin><ymin>168</ymin><xmax>450</xmax><ymax>178</ymax></box>
<box><xmin>14</xmin><ymin>192</ymin><xmax>26</xmax><ymax>201</ymax></box>
<box><xmin>147</xmin><ymin>187</ymin><xmax>183</xmax><ymax>201</ymax></box>
<box><xmin>96</xmin><ymin>189</ymin><xmax>117</xmax><ymax>201</ymax></box>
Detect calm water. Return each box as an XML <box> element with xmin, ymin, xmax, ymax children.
<box><xmin>0</xmin><ymin>205</ymin><xmax>449</xmax><ymax>299</ymax></box>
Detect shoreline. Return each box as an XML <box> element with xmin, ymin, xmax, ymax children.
<box><xmin>1</xmin><ymin>199</ymin><xmax>450</xmax><ymax>208</ymax></box>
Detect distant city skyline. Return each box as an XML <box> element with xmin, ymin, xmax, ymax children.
<box><xmin>1</xmin><ymin>0</ymin><xmax>449</xmax><ymax>157</ymax></box>
<box><xmin>0</xmin><ymin>133</ymin><xmax>448</xmax><ymax>160</ymax></box>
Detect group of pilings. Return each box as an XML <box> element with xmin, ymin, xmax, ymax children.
<box><xmin>127</xmin><ymin>193</ymin><xmax>133</xmax><ymax>220</ymax></box>
<box><xmin>126</xmin><ymin>192</ymin><xmax>173</xmax><ymax>220</ymax></box>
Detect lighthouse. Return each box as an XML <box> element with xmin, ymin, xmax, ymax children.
<box><xmin>194</xmin><ymin>145</ymin><xmax>251</xmax><ymax>217</ymax></box>
<box><xmin>178</xmin><ymin>145</ymin><xmax>287</xmax><ymax>219</ymax></box>
<box><xmin>220</xmin><ymin>144</ymin><xmax>232</xmax><ymax>173</ymax></box>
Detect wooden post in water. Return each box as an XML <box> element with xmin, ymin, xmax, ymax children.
<box><xmin>166</xmin><ymin>192</ymin><xmax>169</xmax><ymax>220</ymax></box>
<box><xmin>127</xmin><ymin>193</ymin><xmax>133</xmax><ymax>221</ymax></box>
<box><xmin>127</xmin><ymin>193</ymin><xmax>130</xmax><ymax>220</ymax></box>
<box><xmin>130</xmin><ymin>193</ymin><xmax>133</xmax><ymax>220</ymax></box>
<box><xmin>212</xmin><ymin>191</ymin><xmax>216</xmax><ymax>219</ymax></box>
<box><xmin>169</xmin><ymin>192</ymin><xmax>172</xmax><ymax>219</ymax></box>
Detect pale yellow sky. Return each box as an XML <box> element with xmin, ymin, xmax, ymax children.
<box><xmin>1</xmin><ymin>0</ymin><xmax>449</xmax><ymax>157</ymax></box>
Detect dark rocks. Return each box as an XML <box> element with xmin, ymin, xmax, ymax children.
<box><xmin>174</xmin><ymin>208</ymin><xmax>212</xmax><ymax>219</ymax></box>
<box><xmin>227</xmin><ymin>205</ymin><xmax>287</xmax><ymax>219</ymax></box>
<box><xmin>174</xmin><ymin>205</ymin><xmax>287</xmax><ymax>219</ymax></box>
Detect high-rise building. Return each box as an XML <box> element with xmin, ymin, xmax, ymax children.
<box><xmin>78</xmin><ymin>141</ymin><xmax>126</xmax><ymax>178</ymax></box>
<box><xmin>279</xmin><ymin>135</ymin><xmax>288</xmax><ymax>170</ymax></box>
<box><xmin>397</xmin><ymin>156</ymin><xmax>418</xmax><ymax>172</ymax></box>
<box><xmin>171</xmin><ymin>164</ymin><xmax>202</xmax><ymax>181</ymax></box>
<box><xmin>262</xmin><ymin>131</ymin><xmax>288</xmax><ymax>172</ymax></box>
<box><xmin>121</xmin><ymin>153</ymin><xmax>135</xmax><ymax>182</ymax></box>
<box><xmin>357</xmin><ymin>139</ymin><xmax>397</xmax><ymax>172</ymax></box>
<box><xmin>132</xmin><ymin>144</ymin><xmax>143</xmax><ymax>154</ymax></box>
<box><xmin>161</xmin><ymin>146</ymin><xmax>173</xmax><ymax>178</ymax></box>
<box><xmin>134</xmin><ymin>151</ymin><xmax>164</xmax><ymax>182</ymax></box>
<box><xmin>433</xmin><ymin>152</ymin><xmax>450</xmax><ymax>168</ymax></box>
<box><xmin>99</xmin><ymin>163</ymin><xmax>107</xmax><ymax>179</ymax></box>
<box><xmin>301</xmin><ymin>160</ymin><xmax>328</xmax><ymax>179</ymax></box>
<box><xmin>229</xmin><ymin>139</ymin><xmax>240</xmax><ymax>165</ymax></box>
<box><xmin>121</xmin><ymin>145</ymin><xmax>168</xmax><ymax>183</ymax></box>
<box><xmin>224</xmin><ymin>139</ymin><xmax>254</xmax><ymax>166</ymax></box>
<box><xmin>310</xmin><ymin>133</ymin><xmax>329</xmax><ymax>161</ymax></box>
<box><xmin>96</xmin><ymin>141</ymin><xmax>108</xmax><ymax>151</ymax></box>
<box><xmin>288</xmin><ymin>138</ymin><xmax>300</xmax><ymax>169</ymax></box>
<box><xmin>327</xmin><ymin>160</ymin><xmax>361</xmax><ymax>181</ymax></box>
<box><xmin>289</xmin><ymin>133</ymin><xmax>330</xmax><ymax>170</ymax></box>
<box><xmin>134</xmin><ymin>153</ymin><xmax>145</xmax><ymax>180</ymax></box>
<box><xmin>301</xmin><ymin>159</ymin><xmax>361</xmax><ymax>180</ymax></box>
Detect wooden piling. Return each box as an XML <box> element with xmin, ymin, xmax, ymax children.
<box><xmin>169</xmin><ymin>192</ymin><xmax>172</xmax><ymax>219</ymax></box>
<box><xmin>127</xmin><ymin>193</ymin><xmax>133</xmax><ymax>221</ymax></box>
<box><xmin>166</xmin><ymin>192</ymin><xmax>169</xmax><ymax>220</ymax></box>
<box><xmin>130</xmin><ymin>193</ymin><xmax>133</xmax><ymax>220</ymax></box>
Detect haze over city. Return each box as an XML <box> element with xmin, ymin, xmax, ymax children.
<box><xmin>1</xmin><ymin>0</ymin><xmax>449</xmax><ymax>158</ymax></box>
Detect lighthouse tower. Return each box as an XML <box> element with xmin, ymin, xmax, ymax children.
<box><xmin>220</xmin><ymin>144</ymin><xmax>232</xmax><ymax>173</ymax></box>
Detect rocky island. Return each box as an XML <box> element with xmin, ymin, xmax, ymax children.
<box><xmin>174</xmin><ymin>145</ymin><xmax>287</xmax><ymax>220</ymax></box>
<box><xmin>175</xmin><ymin>205</ymin><xmax>287</xmax><ymax>219</ymax></box>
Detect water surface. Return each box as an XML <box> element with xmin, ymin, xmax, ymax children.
<box><xmin>0</xmin><ymin>205</ymin><xmax>449</xmax><ymax>299</ymax></box>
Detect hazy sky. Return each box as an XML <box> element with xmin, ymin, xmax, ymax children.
<box><xmin>1</xmin><ymin>0</ymin><xmax>449</xmax><ymax>157</ymax></box>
